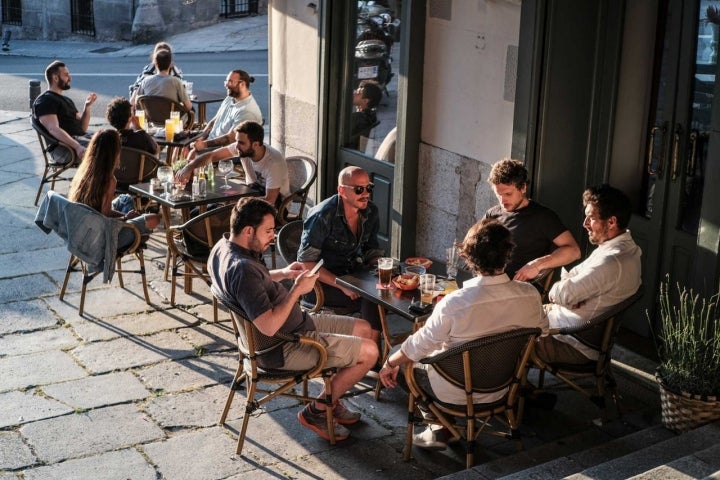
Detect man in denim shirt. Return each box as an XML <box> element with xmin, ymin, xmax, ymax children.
<box><xmin>298</xmin><ymin>166</ymin><xmax>384</xmax><ymax>342</ymax></box>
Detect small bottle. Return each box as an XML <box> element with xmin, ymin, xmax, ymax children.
<box><xmin>206</xmin><ymin>161</ymin><xmax>215</xmax><ymax>186</ymax></box>
<box><xmin>191</xmin><ymin>169</ymin><xmax>200</xmax><ymax>197</ymax></box>
<box><xmin>198</xmin><ymin>166</ymin><xmax>207</xmax><ymax>197</ymax></box>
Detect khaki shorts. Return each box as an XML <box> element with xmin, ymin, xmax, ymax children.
<box><xmin>535</xmin><ymin>335</ymin><xmax>589</xmax><ymax>365</ymax></box>
<box><xmin>281</xmin><ymin>313</ymin><xmax>361</xmax><ymax>370</ymax></box>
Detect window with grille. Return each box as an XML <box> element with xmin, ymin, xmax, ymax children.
<box><xmin>70</xmin><ymin>0</ymin><xmax>95</xmax><ymax>36</ymax></box>
<box><xmin>221</xmin><ymin>0</ymin><xmax>258</xmax><ymax>18</ymax></box>
<box><xmin>2</xmin><ymin>0</ymin><xmax>22</xmax><ymax>26</ymax></box>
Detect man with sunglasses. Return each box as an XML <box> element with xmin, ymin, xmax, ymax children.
<box><xmin>297</xmin><ymin>166</ymin><xmax>384</xmax><ymax>342</ymax></box>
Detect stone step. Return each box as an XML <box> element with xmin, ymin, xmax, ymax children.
<box><xmin>468</xmin><ymin>424</ymin><xmax>673</xmax><ymax>480</ymax></box>
<box><xmin>564</xmin><ymin>421</ymin><xmax>720</xmax><ymax>480</ymax></box>
<box><xmin>626</xmin><ymin>443</ymin><xmax>720</xmax><ymax>480</ymax></box>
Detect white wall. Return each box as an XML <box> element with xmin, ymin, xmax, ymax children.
<box><xmin>416</xmin><ymin>0</ymin><xmax>521</xmax><ymax>259</ymax></box>
<box><xmin>269</xmin><ymin>0</ymin><xmax>320</xmax><ymax>159</ymax></box>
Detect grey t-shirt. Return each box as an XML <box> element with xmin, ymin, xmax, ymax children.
<box><xmin>136</xmin><ymin>74</ymin><xmax>189</xmax><ymax>105</ymax></box>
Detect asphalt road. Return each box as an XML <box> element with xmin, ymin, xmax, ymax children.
<box><xmin>0</xmin><ymin>51</ymin><xmax>269</xmax><ymax>124</ymax></box>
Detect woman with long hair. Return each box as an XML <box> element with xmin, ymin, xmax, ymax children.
<box><xmin>69</xmin><ymin>129</ymin><xmax>160</xmax><ymax>249</ymax></box>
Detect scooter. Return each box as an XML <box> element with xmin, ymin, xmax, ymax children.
<box><xmin>354</xmin><ymin>39</ymin><xmax>393</xmax><ymax>94</ymax></box>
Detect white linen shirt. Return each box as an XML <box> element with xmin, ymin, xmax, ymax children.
<box><xmin>400</xmin><ymin>274</ymin><xmax>548</xmax><ymax>405</ymax></box>
<box><xmin>226</xmin><ymin>143</ymin><xmax>291</xmax><ymax>199</ymax></box>
<box><xmin>208</xmin><ymin>95</ymin><xmax>263</xmax><ymax>140</ymax></box>
<box><xmin>546</xmin><ymin>230</ymin><xmax>642</xmax><ymax>359</ymax></box>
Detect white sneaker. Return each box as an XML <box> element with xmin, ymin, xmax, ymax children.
<box><xmin>412</xmin><ymin>425</ymin><xmax>448</xmax><ymax>451</ymax></box>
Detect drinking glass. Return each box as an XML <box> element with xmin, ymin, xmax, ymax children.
<box><xmin>419</xmin><ymin>274</ymin><xmax>436</xmax><ymax>306</ymax></box>
<box><xmin>217</xmin><ymin>159</ymin><xmax>234</xmax><ymax>190</ymax></box>
<box><xmin>170</xmin><ymin>111</ymin><xmax>181</xmax><ymax>131</ymax></box>
<box><xmin>164</xmin><ymin>119</ymin><xmax>175</xmax><ymax>142</ymax></box>
<box><xmin>156</xmin><ymin>166</ymin><xmax>174</xmax><ymax>198</ymax></box>
<box><xmin>135</xmin><ymin>109</ymin><xmax>146</xmax><ymax>130</ymax></box>
<box><xmin>446</xmin><ymin>246</ymin><xmax>460</xmax><ymax>280</ymax></box>
<box><xmin>377</xmin><ymin>257</ymin><xmax>394</xmax><ymax>289</ymax></box>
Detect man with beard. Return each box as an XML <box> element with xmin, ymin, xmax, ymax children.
<box><xmin>208</xmin><ymin>197</ymin><xmax>378</xmax><ymax>441</ymax></box>
<box><xmin>296</xmin><ymin>166</ymin><xmax>384</xmax><ymax>343</ymax></box>
<box><xmin>534</xmin><ymin>184</ymin><xmax>642</xmax><ymax>365</ymax></box>
<box><xmin>186</xmin><ymin>69</ymin><xmax>263</xmax><ymax>159</ymax></box>
<box><xmin>33</xmin><ymin>60</ymin><xmax>98</xmax><ymax>158</ymax></box>
<box><xmin>175</xmin><ymin>121</ymin><xmax>289</xmax><ymax>207</ymax></box>
<box><xmin>485</xmin><ymin>158</ymin><xmax>581</xmax><ymax>282</ymax></box>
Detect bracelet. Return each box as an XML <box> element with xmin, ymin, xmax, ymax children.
<box><xmin>385</xmin><ymin>358</ymin><xmax>396</xmax><ymax>369</ymax></box>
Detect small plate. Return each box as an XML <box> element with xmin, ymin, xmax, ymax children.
<box><xmin>404</xmin><ymin>257</ymin><xmax>433</xmax><ymax>269</ymax></box>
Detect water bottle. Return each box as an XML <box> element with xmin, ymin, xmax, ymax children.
<box><xmin>192</xmin><ymin>169</ymin><xmax>200</xmax><ymax>198</ymax></box>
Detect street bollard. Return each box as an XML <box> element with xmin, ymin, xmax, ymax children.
<box><xmin>1</xmin><ymin>31</ymin><xmax>10</xmax><ymax>51</ymax></box>
<box><xmin>29</xmin><ymin>80</ymin><xmax>41</xmax><ymax>111</ymax></box>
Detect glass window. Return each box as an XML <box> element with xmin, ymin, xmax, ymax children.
<box><xmin>2</xmin><ymin>0</ymin><xmax>22</xmax><ymax>26</ymax></box>
<box><xmin>344</xmin><ymin>1</ymin><xmax>401</xmax><ymax>163</ymax></box>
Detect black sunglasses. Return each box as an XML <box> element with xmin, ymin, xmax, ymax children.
<box><xmin>341</xmin><ymin>183</ymin><xmax>374</xmax><ymax>195</ymax></box>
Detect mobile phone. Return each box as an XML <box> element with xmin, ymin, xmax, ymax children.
<box><xmin>309</xmin><ymin>259</ymin><xmax>324</xmax><ymax>275</ymax></box>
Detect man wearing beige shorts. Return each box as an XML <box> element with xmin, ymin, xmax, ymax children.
<box><xmin>208</xmin><ymin>198</ymin><xmax>378</xmax><ymax>442</ymax></box>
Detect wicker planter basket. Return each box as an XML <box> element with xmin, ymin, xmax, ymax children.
<box><xmin>657</xmin><ymin>375</ymin><xmax>720</xmax><ymax>433</ymax></box>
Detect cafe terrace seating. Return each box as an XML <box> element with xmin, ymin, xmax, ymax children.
<box><xmin>35</xmin><ymin>191</ymin><xmax>150</xmax><ymax>317</ymax></box>
<box><xmin>116</xmin><ymin>146</ymin><xmax>163</xmax><ymax>211</ymax></box>
<box><xmin>212</xmin><ymin>285</ymin><xmax>340</xmax><ymax>455</ymax></box>
<box><xmin>166</xmin><ymin>203</ymin><xmax>235</xmax><ymax>322</ymax></box>
<box><xmin>403</xmin><ymin>327</ymin><xmax>541</xmax><ymax>469</ymax></box>
<box><xmin>531</xmin><ymin>288</ymin><xmax>643</xmax><ymax>424</ymax></box>
<box><xmin>136</xmin><ymin>95</ymin><xmax>195</xmax><ymax>130</ymax></box>
<box><xmin>275</xmin><ymin>220</ymin><xmax>325</xmax><ymax>313</ymax></box>
<box><xmin>269</xmin><ymin>155</ymin><xmax>318</xmax><ymax>268</ymax></box>
<box><xmin>31</xmin><ymin>116</ymin><xmax>80</xmax><ymax>206</ymax></box>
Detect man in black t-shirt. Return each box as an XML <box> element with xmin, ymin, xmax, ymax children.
<box><xmin>33</xmin><ymin>60</ymin><xmax>97</xmax><ymax>158</ymax></box>
<box><xmin>485</xmin><ymin>158</ymin><xmax>581</xmax><ymax>281</ymax></box>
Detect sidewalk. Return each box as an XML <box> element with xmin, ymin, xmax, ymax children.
<box><xmin>0</xmin><ymin>15</ymin><xmax>267</xmax><ymax>59</ymax></box>
<box><xmin>0</xmin><ymin>17</ymin><xmax>662</xmax><ymax>480</ymax></box>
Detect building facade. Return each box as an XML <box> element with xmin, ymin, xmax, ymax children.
<box><xmin>0</xmin><ymin>0</ymin><xmax>266</xmax><ymax>42</ymax></box>
<box><xmin>269</xmin><ymin>0</ymin><xmax>720</xmax><ymax>339</ymax></box>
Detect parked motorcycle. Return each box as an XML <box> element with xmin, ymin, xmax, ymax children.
<box><xmin>354</xmin><ymin>39</ymin><xmax>393</xmax><ymax>94</ymax></box>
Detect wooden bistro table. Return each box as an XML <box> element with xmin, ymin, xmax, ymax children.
<box><xmin>130</xmin><ymin>178</ymin><xmax>263</xmax><ymax>282</ymax></box>
<box><xmin>190</xmin><ymin>89</ymin><xmax>226</xmax><ymax>125</ymax></box>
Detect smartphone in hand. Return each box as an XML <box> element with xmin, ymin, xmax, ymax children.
<box><xmin>309</xmin><ymin>259</ymin><xmax>324</xmax><ymax>275</ymax></box>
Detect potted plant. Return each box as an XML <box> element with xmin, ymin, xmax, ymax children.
<box><xmin>650</xmin><ymin>279</ymin><xmax>720</xmax><ymax>433</ymax></box>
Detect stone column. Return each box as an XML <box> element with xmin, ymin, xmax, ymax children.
<box><xmin>131</xmin><ymin>0</ymin><xmax>166</xmax><ymax>44</ymax></box>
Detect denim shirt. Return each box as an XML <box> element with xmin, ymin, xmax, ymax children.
<box><xmin>297</xmin><ymin>194</ymin><xmax>383</xmax><ymax>275</ymax></box>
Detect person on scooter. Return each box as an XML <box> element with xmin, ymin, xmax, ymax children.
<box><xmin>348</xmin><ymin>81</ymin><xmax>382</xmax><ymax>150</ymax></box>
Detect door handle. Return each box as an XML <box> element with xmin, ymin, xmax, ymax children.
<box><xmin>670</xmin><ymin>125</ymin><xmax>681</xmax><ymax>181</ymax></box>
<box><xmin>647</xmin><ymin>125</ymin><xmax>666</xmax><ymax>176</ymax></box>
<box><xmin>687</xmin><ymin>130</ymin><xmax>698</xmax><ymax>176</ymax></box>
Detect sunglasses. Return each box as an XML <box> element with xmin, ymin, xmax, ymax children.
<box><xmin>341</xmin><ymin>183</ymin><xmax>374</xmax><ymax>195</ymax></box>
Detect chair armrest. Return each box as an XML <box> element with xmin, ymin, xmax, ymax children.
<box><xmin>117</xmin><ymin>221</ymin><xmax>144</xmax><ymax>254</ymax></box>
<box><xmin>547</xmin><ymin>288</ymin><xmax>643</xmax><ymax>336</ymax></box>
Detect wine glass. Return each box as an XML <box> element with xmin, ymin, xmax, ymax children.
<box><xmin>217</xmin><ymin>159</ymin><xmax>234</xmax><ymax>190</ymax></box>
<box><xmin>157</xmin><ymin>166</ymin><xmax>174</xmax><ymax>198</ymax></box>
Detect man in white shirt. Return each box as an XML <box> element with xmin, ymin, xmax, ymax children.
<box><xmin>378</xmin><ymin>218</ymin><xmax>548</xmax><ymax>449</ymax></box>
<box><xmin>535</xmin><ymin>184</ymin><xmax>642</xmax><ymax>364</ymax></box>
<box><xmin>175</xmin><ymin>121</ymin><xmax>289</xmax><ymax>206</ymax></box>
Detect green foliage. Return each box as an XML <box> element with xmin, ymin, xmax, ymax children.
<box><xmin>650</xmin><ymin>280</ymin><xmax>720</xmax><ymax>397</ymax></box>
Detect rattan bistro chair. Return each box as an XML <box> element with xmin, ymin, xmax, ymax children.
<box><xmin>35</xmin><ymin>191</ymin><xmax>150</xmax><ymax>317</ymax></box>
<box><xmin>166</xmin><ymin>203</ymin><xmax>234</xmax><ymax>322</ymax></box>
<box><xmin>403</xmin><ymin>327</ymin><xmax>541</xmax><ymax>469</ymax></box>
<box><xmin>212</xmin><ymin>286</ymin><xmax>339</xmax><ymax>455</ymax></box>
<box><xmin>116</xmin><ymin>147</ymin><xmax>163</xmax><ymax>210</ymax></box>
<box><xmin>275</xmin><ymin>220</ymin><xmax>326</xmax><ymax>313</ymax></box>
<box><xmin>531</xmin><ymin>288</ymin><xmax>643</xmax><ymax>423</ymax></box>
<box><xmin>136</xmin><ymin>95</ymin><xmax>195</xmax><ymax>130</ymax></box>
<box><xmin>31</xmin><ymin>116</ymin><xmax>79</xmax><ymax>206</ymax></box>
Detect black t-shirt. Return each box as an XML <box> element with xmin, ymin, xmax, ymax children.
<box><xmin>120</xmin><ymin>129</ymin><xmax>158</xmax><ymax>156</ymax></box>
<box><xmin>33</xmin><ymin>91</ymin><xmax>85</xmax><ymax>137</ymax></box>
<box><xmin>485</xmin><ymin>200</ymin><xmax>568</xmax><ymax>278</ymax></box>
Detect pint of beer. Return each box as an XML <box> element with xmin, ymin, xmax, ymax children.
<box><xmin>378</xmin><ymin>257</ymin><xmax>393</xmax><ymax>289</ymax></box>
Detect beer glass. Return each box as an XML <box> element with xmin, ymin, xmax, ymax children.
<box><xmin>419</xmin><ymin>274</ymin><xmax>436</xmax><ymax>305</ymax></box>
<box><xmin>378</xmin><ymin>257</ymin><xmax>394</xmax><ymax>289</ymax></box>
<box><xmin>164</xmin><ymin>119</ymin><xmax>175</xmax><ymax>142</ymax></box>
